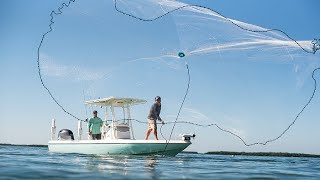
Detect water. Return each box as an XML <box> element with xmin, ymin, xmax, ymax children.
<box><xmin>1</xmin><ymin>145</ymin><xmax>319</xmax><ymax>179</ymax></box>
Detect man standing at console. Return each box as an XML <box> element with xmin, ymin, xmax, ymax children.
<box><xmin>145</xmin><ymin>96</ymin><xmax>165</xmax><ymax>140</ymax></box>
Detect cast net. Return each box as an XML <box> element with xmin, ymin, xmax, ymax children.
<box><xmin>38</xmin><ymin>0</ymin><xmax>320</xmax><ymax>151</ymax></box>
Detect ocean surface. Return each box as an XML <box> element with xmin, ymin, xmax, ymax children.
<box><xmin>1</xmin><ymin>145</ymin><xmax>319</xmax><ymax>179</ymax></box>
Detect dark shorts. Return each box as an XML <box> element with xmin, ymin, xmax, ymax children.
<box><xmin>92</xmin><ymin>133</ymin><xmax>101</xmax><ymax>140</ymax></box>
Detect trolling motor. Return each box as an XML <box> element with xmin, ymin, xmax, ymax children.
<box><xmin>181</xmin><ymin>134</ymin><xmax>196</xmax><ymax>141</ymax></box>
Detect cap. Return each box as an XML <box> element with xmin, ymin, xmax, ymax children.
<box><xmin>155</xmin><ymin>96</ymin><xmax>161</xmax><ymax>101</ymax></box>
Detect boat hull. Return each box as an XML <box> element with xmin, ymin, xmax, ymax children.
<box><xmin>48</xmin><ymin>140</ymin><xmax>191</xmax><ymax>156</ymax></box>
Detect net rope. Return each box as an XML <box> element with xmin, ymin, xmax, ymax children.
<box><xmin>37</xmin><ymin>0</ymin><xmax>320</xmax><ymax>150</ymax></box>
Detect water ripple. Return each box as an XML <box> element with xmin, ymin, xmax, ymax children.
<box><xmin>0</xmin><ymin>145</ymin><xmax>319</xmax><ymax>179</ymax></box>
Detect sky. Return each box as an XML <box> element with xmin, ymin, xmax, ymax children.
<box><xmin>1</xmin><ymin>0</ymin><xmax>320</xmax><ymax>154</ymax></box>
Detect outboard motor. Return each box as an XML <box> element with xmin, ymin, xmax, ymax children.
<box><xmin>58</xmin><ymin>129</ymin><xmax>74</xmax><ymax>140</ymax></box>
<box><xmin>181</xmin><ymin>134</ymin><xmax>196</xmax><ymax>141</ymax></box>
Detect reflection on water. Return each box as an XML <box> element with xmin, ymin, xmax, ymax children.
<box><xmin>81</xmin><ymin>154</ymin><xmax>164</xmax><ymax>178</ymax></box>
<box><xmin>145</xmin><ymin>157</ymin><xmax>157</xmax><ymax>168</ymax></box>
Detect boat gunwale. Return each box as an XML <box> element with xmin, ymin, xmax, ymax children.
<box><xmin>48</xmin><ymin>140</ymin><xmax>191</xmax><ymax>145</ymax></box>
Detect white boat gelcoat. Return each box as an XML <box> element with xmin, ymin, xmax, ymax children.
<box><xmin>48</xmin><ymin>97</ymin><xmax>193</xmax><ymax>156</ymax></box>
<box><xmin>48</xmin><ymin>139</ymin><xmax>191</xmax><ymax>156</ymax></box>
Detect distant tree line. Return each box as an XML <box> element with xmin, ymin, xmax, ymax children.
<box><xmin>205</xmin><ymin>151</ymin><xmax>320</xmax><ymax>158</ymax></box>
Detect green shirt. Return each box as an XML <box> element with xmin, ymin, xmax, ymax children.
<box><xmin>88</xmin><ymin>117</ymin><xmax>103</xmax><ymax>135</ymax></box>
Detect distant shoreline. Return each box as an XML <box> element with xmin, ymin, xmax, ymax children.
<box><xmin>183</xmin><ymin>151</ymin><xmax>320</xmax><ymax>158</ymax></box>
<box><xmin>207</xmin><ymin>151</ymin><xmax>320</xmax><ymax>158</ymax></box>
<box><xmin>1</xmin><ymin>144</ymin><xmax>319</xmax><ymax>158</ymax></box>
<box><xmin>0</xmin><ymin>143</ymin><xmax>47</xmax><ymax>147</ymax></box>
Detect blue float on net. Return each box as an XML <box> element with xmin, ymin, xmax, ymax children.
<box><xmin>178</xmin><ymin>52</ymin><xmax>185</xmax><ymax>58</ymax></box>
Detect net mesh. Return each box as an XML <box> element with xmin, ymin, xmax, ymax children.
<box><xmin>38</xmin><ymin>0</ymin><xmax>320</xmax><ymax>147</ymax></box>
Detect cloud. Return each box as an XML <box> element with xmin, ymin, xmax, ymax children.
<box><xmin>183</xmin><ymin>107</ymin><xmax>210</xmax><ymax>121</ymax></box>
<box><xmin>39</xmin><ymin>53</ymin><xmax>108</xmax><ymax>81</ymax></box>
<box><xmin>128</xmin><ymin>54</ymin><xmax>184</xmax><ymax>70</ymax></box>
<box><xmin>221</xmin><ymin>115</ymin><xmax>247</xmax><ymax>138</ymax></box>
<box><xmin>165</xmin><ymin>107</ymin><xmax>247</xmax><ymax>138</ymax></box>
<box><xmin>165</xmin><ymin>107</ymin><xmax>210</xmax><ymax>123</ymax></box>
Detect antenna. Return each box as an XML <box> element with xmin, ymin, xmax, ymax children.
<box><xmin>82</xmin><ymin>88</ymin><xmax>88</xmax><ymax>120</ymax></box>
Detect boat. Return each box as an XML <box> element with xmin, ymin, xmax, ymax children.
<box><xmin>48</xmin><ymin>96</ymin><xmax>194</xmax><ymax>156</ymax></box>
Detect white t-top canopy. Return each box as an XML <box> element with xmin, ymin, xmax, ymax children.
<box><xmin>84</xmin><ymin>96</ymin><xmax>147</xmax><ymax>107</ymax></box>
